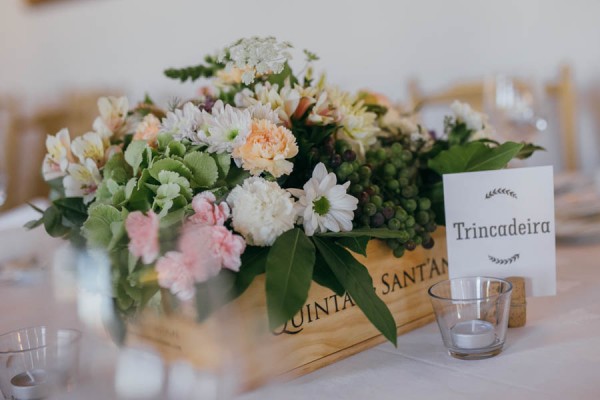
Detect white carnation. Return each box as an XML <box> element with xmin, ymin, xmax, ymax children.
<box><xmin>227</xmin><ymin>177</ymin><xmax>296</xmax><ymax>246</ymax></box>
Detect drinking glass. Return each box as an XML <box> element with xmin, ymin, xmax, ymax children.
<box><xmin>428</xmin><ymin>277</ymin><xmax>512</xmax><ymax>360</ymax></box>
<box><xmin>484</xmin><ymin>74</ymin><xmax>548</xmax><ymax>144</ymax></box>
<box><xmin>0</xmin><ymin>326</ymin><xmax>81</xmax><ymax>399</ymax></box>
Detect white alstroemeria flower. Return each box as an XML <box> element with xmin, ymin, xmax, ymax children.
<box><xmin>307</xmin><ymin>92</ymin><xmax>340</xmax><ymax>126</ymax></box>
<box><xmin>199</xmin><ymin>100</ymin><xmax>251</xmax><ymax>154</ymax></box>
<box><xmin>63</xmin><ymin>159</ymin><xmax>102</xmax><ymax>204</ymax></box>
<box><xmin>71</xmin><ymin>132</ymin><xmax>105</xmax><ymax>166</ymax></box>
<box><xmin>336</xmin><ymin>103</ymin><xmax>380</xmax><ymax>157</ymax></box>
<box><xmin>42</xmin><ymin>128</ymin><xmax>74</xmax><ymax>181</ymax></box>
<box><xmin>93</xmin><ymin>96</ymin><xmax>130</xmax><ymax>140</ymax></box>
<box><xmin>218</xmin><ymin>37</ymin><xmax>293</xmax><ymax>85</ymax></box>
<box><xmin>234</xmin><ymin>83</ymin><xmax>300</xmax><ymax>127</ymax></box>
<box><xmin>289</xmin><ymin>163</ymin><xmax>358</xmax><ymax>236</ymax></box>
<box><xmin>160</xmin><ymin>102</ymin><xmax>203</xmax><ymax>142</ymax></box>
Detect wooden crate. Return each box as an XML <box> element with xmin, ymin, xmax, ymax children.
<box><xmin>127</xmin><ymin>228</ymin><xmax>448</xmax><ymax>390</ymax></box>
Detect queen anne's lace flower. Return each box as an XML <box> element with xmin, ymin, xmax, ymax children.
<box><xmin>219</xmin><ymin>37</ymin><xmax>293</xmax><ymax>85</ymax></box>
<box><xmin>289</xmin><ymin>163</ymin><xmax>358</xmax><ymax>236</ymax></box>
<box><xmin>227</xmin><ymin>177</ymin><xmax>296</xmax><ymax>246</ymax></box>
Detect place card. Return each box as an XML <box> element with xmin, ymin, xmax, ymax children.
<box><xmin>443</xmin><ymin>166</ymin><xmax>555</xmax><ymax>297</ymax></box>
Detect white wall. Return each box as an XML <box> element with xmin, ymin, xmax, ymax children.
<box><xmin>1</xmin><ymin>0</ymin><xmax>600</xmax><ymax>171</ymax></box>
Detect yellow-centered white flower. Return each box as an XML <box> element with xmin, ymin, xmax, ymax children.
<box><xmin>42</xmin><ymin>128</ymin><xmax>74</xmax><ymax>181</ymax></box>
<box><xmin>71</xmin><ymin>132</ymin><xmax>105</xmax><ymax>166</ymax></box>
<box><xmin>289</xmin><ymin>163</ymin><xmax>358</xmax><ymax>236</ymax></box>
<box><xmin>93</xmin><ymin>96</ymin><xmax>130</xmax><ymax>140</ymax></box>
<box><xmin>63</xmin><ymin>158</ymin><xmax>102</xmax><ymax>204</ymax></box>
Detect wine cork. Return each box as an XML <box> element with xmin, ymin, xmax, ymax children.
<box><xmin>509</xmin><ymin>303</ymin><xmax>527</xmax><ymax>328</ymax></box>
<box><xmin>506</xmin><ymin>276</ymin><xmax>526</xmax><ymax>328</ymax></box>
<box><xmin>506</xmin><ymin>276</ymin><xmax>526</xmax><ymax>303</ymax></box>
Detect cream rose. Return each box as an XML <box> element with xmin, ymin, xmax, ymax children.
<box><xmin>232</xmin><ymin>119</ymin><xmax>298</xmax><ymax>178</ymax></box>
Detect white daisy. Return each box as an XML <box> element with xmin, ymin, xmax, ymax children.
<box><xmin>160</xmin><ymin>102</ymin><xmax>203</xmax><ymax>142</ymax></box>
<box><xmin>199</xmin><ymin>100</ymin><xmax>251</xmax><ymax>154</ymax></box>
<box><xmin>289</xmin><ymin>163</ymin><xmax>358</xmax><ymax>236</ymax></box>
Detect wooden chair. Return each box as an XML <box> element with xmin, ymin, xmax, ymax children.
<box><xmin>0</xmin><ymin>91</ymin><xmax>116</xmax><ymax>211</ymax></box>
<box><xmin>408</xmin><ymin>65</ymin><xmax>578</xmax><ymax>171</ymax></box>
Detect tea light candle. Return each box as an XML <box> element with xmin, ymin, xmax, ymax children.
<box><xmin>10</xmin><ymin>369</ymin><xmax>49</xmax><ymax>400</ymax></box>
<box><xmin>451</xmin><ymin>320</ymin><xmax>496</xmax><ymax>349</ymax></box>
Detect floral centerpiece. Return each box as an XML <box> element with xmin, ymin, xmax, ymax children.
<box><xmin>29</xmin><ymin>37</ymin><xmax>539</xmax><ymax>345</ymax></box>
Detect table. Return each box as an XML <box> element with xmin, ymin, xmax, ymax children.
<box><xmin>1</xmin><ymin>204</ymin><xmax>599</xmax><ymax>399</ymax></box>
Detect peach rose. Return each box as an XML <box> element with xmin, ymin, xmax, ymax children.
<box><xmin>133</xmin><ymin>114</ymin><xmax>161</xmax><ymax>147</ymax></box>
<box><xmin>232</xmin><ymin>119</ymin><xmax>299</xmax><ymax>178</ymax></box>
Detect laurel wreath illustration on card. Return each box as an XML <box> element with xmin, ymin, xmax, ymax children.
<box><xmin>485</xmin><ymin>187</ymin><xmax>518</xmax><ymax>199</ymax></box>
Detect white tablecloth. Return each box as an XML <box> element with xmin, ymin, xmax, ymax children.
<box><xmin>1</xmin><ymin>205</ymin><xmax>599</xmax><ymax>399</ymax></box>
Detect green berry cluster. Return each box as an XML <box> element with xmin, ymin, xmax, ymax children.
<box><xmin>311</xmin><ymin>135</ymin><xmax>437</xmax><ymax>257</ymax></box>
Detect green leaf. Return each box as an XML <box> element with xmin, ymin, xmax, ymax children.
<box><xmin>213</xmin><ymin>153</ymin><xmax>231</xmax><ymax>181</ymax></box>
<box><xmin>82</xmin><ymin>204</ymin><xmax>124</xmax><ymax>248</ymax></box>
<box><xmin>312</xmin><ymin>253</ymin><xmax>345</xmax><ymax>296</ymax></box>
<box><xmin>265</xmin><ymin>228</ymin><xmax>316</xmax><ymax>330</ymax></box>
<box><xmin>24</xmin><ymin>218</ymin><xmax>44</xmax><ymax>230</ymax></box>
<box><xmin>168</xmin><ymin>141</ymin><xmax>187</xmax><ymax>158</ymax></box>
<box><xmin>336</xmin><ymin>236</ymin><xmax>369</xmax><ymax>256</ymax></box>
<box><xmin>53</xmin><ymin>197</ymin><xmax>88</xmax><ymax>226</ymax></box>
<box><xmin>27</xmin><ymin>202</ymin><xmax>45</xmax><ymax>214</ymax></box>
<box><xmin>516</xmin><ymin>143</ymin><xmax>545</xmax><ymax>160</ymax></box>
<box><xmin>124</xmin><ymin>140</ymin><xmax>148</xmax><ymax>176</ymax></box>
<box><xmin>159</xmin><ymin>208</ymin><xmax>187</xmax><ymax>229</ymax></box>
<box><xmin>267</xmin><ymin>62</ymin><xmax>298</xmax><ymax>87</ymax></box>
<box><xmin>184</xmin><ymin>151</ymin><xmax>219</xmax><ymax>188</ymax></box>
<box><xmin>318</xmin><ymin>228</ymin><xmax>415</xmax><ymax>239</ymax></box>
<box><xmin>428</xmin><ymin>141</ymin><xmax>524</xmax><ymax>175</ymax></box>
<box><xmin>157</xmin><ymin>133</ymin><xmax>173</xmax><ymax>150</ymax></box>
<box><xmin>149</xmin><ymin>158</ymin><xmax>192</xmax><ymax>181</ymax></box>
<box><xmin>104</xmin><ymin>153</ymin><xmax>131</xmax><ymax>185</ymax></box>
<box><xmin>43</xmin><ymin>206</ymin><xmax>69</xmax><ymax>237</ymax></box>
<box><xmin>233</xmin><ymin>246</ymin><xmax>269</xmax><ymax>298</ymax></box>
<box><xmin>313</xmin><ymin>236</ymin><xmax>397</xmax><ymax>346</ymax></box>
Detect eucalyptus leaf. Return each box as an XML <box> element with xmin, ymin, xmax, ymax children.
<box><xmin>266</xmin><ymin>228</ymin><xmax>316</xmax><ymax>330</ymax></box>
<box><xmin>43</xmin><ymin>206</ymin><xmax>69</xmax><ymax>237</ymax></box>
<box><xmin>313</xmin><ymin>236</ymin><xmax>397</xmax><ymax>346</ymax></box>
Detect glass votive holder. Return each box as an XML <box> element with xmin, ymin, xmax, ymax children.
<box><xmin>0</xmin><ymin>327</ymin><xmax>81</xmax><ymax>399</ymax></box>
<box><xmin>428</xmin><ymin>277</ymin><xmax>512</xmax><ymax>360</ymax></box>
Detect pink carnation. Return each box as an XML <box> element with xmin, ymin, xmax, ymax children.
<box><xmin>125</xmin><ymin>211</ymin><xmax>159</xmax><ymax>264</ymax></box>
<box><xmin>155</xmin><ymin>252</ymin><xmax>195</xmax><ymax>301</ymax></box>
<box><xmin>190</xmin><ymin>192</ymin><xmax>230</xmax><ymax>226</ymax></box>
<box><xmin>155</xmin><ymin>223</ymin><xmax>246</xmax><ymax>300</ymax></box>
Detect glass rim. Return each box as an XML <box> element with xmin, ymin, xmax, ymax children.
<box><xmin>427</xmin><ymin>276</ymin><xmax>513</xmax><ymax>302</ymax></box>
<box><xmin>0</xmin><ymin>326</ymin><xmax>82</xmax><ymax>355</ymax></box>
